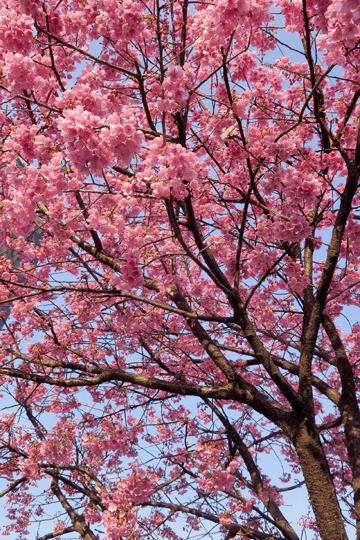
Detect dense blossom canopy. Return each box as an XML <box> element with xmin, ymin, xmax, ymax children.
<box><xmin>0</xmin><ymin>0</ymin><xmax>360</xmax><ymax>539</ymax></box>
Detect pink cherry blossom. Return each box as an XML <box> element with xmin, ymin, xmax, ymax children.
<box><xmin>0</xmin><ymin>1</ymin><xmax>359</xmax><ymax>540</ymax></box>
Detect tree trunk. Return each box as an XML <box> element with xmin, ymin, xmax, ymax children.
<box><xmin>292</xmin><ymin>420</ymin><xmax>348</xmax><ymax>540</ymax></box>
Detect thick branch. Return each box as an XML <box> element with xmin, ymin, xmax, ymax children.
<box><xmin>202</xmin><ymin>398</ymin><xmax>300</xmax><ymax>540</ymax></box>
<box><xmin>322</xmin><ymin>310</ymin><xmax>360</xmax><ymax>532</ymax></box>
<box><xmin>51</xmin><ymin>479</ymin><xmax>98</xmax><ymax>540</ymax></box>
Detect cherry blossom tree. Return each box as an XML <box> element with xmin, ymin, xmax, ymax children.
<box><xmin>0</xmin><ymin>0</ymin><xmax>360</xmax><ymax>539</ymax></box>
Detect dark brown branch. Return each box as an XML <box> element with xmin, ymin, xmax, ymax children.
<box><xmin>141</xmin><ymin>501</ymin><xmax>286</xmax><ymax>540</ymax></box>
<box><xmin>322</xmin><ymin>310</ymin><xmax>360</xmax><ymax>528</ymax></box>
<box><xmin>202</xmin><ymin>398</ymin><xmax>300</xmax><ymax>540</ymax></box>
<box><xmin>35</xmin><ymin>24</ymin><xmax>138</xmax><ymax>78</ymax></box>
<box><xmin>33</xmin><ymin>527</ymin><xmax>76</xmax><ymax>540</ymax></box>
<box><xmin>0</xmin><ymin>477</ymin><xmax>27</xmax><ymax>498</ymax></box>
<box><xmin>51</xmin><ymin>479</ymin><xmax>98</xmax><ymax>540</ymax></box>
